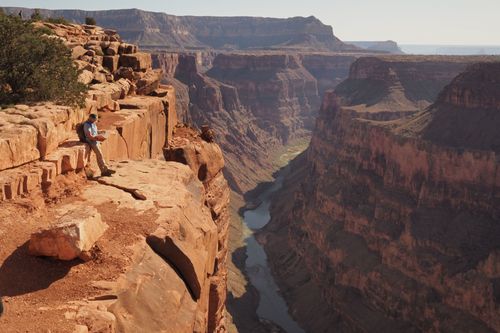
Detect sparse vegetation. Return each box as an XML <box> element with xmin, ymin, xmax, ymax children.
<box><xmin>30</xmin><ymin>9</ymin><xmax>43</xmax><ymax>21</ymax></box>
<box><xmin>0</xmin><ymin>15</ymin><xmax>87</xmax><ymax>106</ymax></box>
<box><xmin>85</xmin><ymin>17</ymin><xmax>96</xmax><ymax>25</ymax></box>
<box><xmin>45</xmin><ymin>16</ymin><xmax>70</xmax><ymax>25</ymax></box>
<box><xmin>29</xmin><ymin>9</ymin><xmax>70</xmax><ymax>25</ymax></box>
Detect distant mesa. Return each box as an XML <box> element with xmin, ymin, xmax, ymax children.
<box><xmin>2</xmin><ymin>7</ymin><xmax>359</xmax><ymax>52</ymax></box>
<box><xmin>347</xmin><ymin>40</ymin><xmax>404</xmax><ymax>54</ymax></box>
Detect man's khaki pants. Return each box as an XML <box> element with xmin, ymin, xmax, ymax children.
<box><xmin>89</xmin><ymin>143</ymin><xmax>109</xmax><ymax>173</ymax></box>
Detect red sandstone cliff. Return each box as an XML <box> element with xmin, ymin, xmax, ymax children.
<box><xmin>0</xmin><ymin>22</ymin><xmax>229</xmax><ymax>333</ymax></box>
<box><xmin>263</xmin><ymin>63</ymin><xmax>500</xmax><ymax>332</ymax></box>
<box><xmin>151</xmin><ymin>51</ymin><xmax>366</xmax><ymax>194</ymax></box>
<box><xmin>152</xmin><ymin>51</ymin><xmax>328</xmax><ymax>193</ymax></box>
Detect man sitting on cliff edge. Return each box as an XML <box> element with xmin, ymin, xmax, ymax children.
<box><xmin>84</xmin><ymin>114</ymin><xmax>115</xmax><ymax>177</ymax></box>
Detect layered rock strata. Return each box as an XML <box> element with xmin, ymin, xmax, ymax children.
<box><xmin>0</xmin><ymin>22</ymin><xmax>229</xmax><ymax>333</ymax></box>
<box><xmin>3</xmin><ymin>7</ymin><xmax>357</xmax><ymax>51</ymax></box>
<box><xmin>263</xmin><ymin>63</ymin><xmax>500</xmax><ymax>332</ymax></box>
<box><xmin>152</xmin><ymin>51</ymin><xmax>340</xmax><ymax>192</ymax></box>
<box><xmin>335</xmin><ymin>55</ymin><xmax>499</xmax><ymax>119</ymax></box>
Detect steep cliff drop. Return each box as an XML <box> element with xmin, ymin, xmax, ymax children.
<box><xmin>152</xmin><ymin>51</ymin><xmax>326</xmax><ymax>193</ymax></box>
<box><xmin>263</xmin><ymin>62</ymin><xmax>500</xmax><ymax>332</ymax></box>
<box><xmin>0</xmin><ymin>22</ymin><xmax>229</xmax><ymax>333</ymax></box>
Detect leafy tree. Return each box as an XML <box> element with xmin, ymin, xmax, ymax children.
<box><xmin>85</xmin><ymin>17</ymin><xmax>96</xmax><ymax>25</ymax></box>
<box><xmin>0</xmin><ymin>15</ymin><xmax>88</xmax><ymax>107</ymax></box>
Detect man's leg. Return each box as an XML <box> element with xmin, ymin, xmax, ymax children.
<box><xmin>90</xmin><ymin>143</ymin><xmax>109</xmax><ymax>173</ymax></box>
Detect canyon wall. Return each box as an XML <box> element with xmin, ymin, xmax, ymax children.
<box><xmin>300</xmin><ymin>53</ymin><xmax>359</xmax><ymax>97</ymax></box>
<box><xmin>3</xmin><ymin>7</ymin><xmax>357</xmax><ymax>51</ymax></box>
<box><xmin>152</xmin><ymin>51</ymin><xmax>363</xmax><ymax>193</ymax></box>
<box><xmin>263</xmin><ymin>62</ymin><xmax>500</xmax><ymax>332</ymax></box>
<box><xmin>0</xmin><ymin>22</ymin><xmax>229</xmax><ymax>333</ymax></box>
<box><xmin>335</xmin><ymin>55</ymin><xmax>498</xmax><ymax>119</ymax></box>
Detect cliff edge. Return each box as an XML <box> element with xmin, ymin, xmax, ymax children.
<box><xmin>0</xmin><ymin>21</ymin><xmax>229</xmax><ymax>333</ymax></box>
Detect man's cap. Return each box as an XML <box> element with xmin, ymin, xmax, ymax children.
<box><xmin>89</xmin><ymin>114</ymin><xmax>98</xmax><ymax>119</ymax></box>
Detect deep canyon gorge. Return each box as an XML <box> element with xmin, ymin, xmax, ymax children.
<box><xmin>1</xmin><ymin>6</ymin><xmax>500</xmax><ymax>333</ymax></box>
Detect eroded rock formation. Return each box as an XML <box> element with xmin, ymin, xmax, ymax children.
<box><xmin>151</xmin><ymin>51</ymin><xmax>363</xmax><ymax>193</ymax></box>
<box><xmin>335</xmin><ymin>55</ymin><xmax>499</xmax><ymax>119</ymax></box>
<box><xmin>2</xmin><ymin>7</ymin><xmax>357</xmax><ymax>52</ymax></box>
<box><xmin>263</xmin><ymin>62</ymin><xmax>500</xmax><ymax>332</ymax></box>
<box><xmin>0</xmin><ymin>21</ymin><xmax>229</xmax><ymax>333</ymax></box>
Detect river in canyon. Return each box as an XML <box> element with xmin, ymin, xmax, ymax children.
<box><xmin>243</xmin><ymin>144</ymin><xmax>306</xmax><ymax>333</ymax></box>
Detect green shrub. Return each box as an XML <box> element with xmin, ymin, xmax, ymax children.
<box><xmin>0</xmin><ymin>15</ymin><xmax>88</xmax><ymax>107</ymax></box>
<box><xmin>85</xmin><ymin>17</ymin><xmax>96</xmax><ymax>25</ymax></box>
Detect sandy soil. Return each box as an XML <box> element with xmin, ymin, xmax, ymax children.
<box><xmin>0</xmin><ymin>173</ymin><xmax>158</xmax><ymax>333</ymax></box>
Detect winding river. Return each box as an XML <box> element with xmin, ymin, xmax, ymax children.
<box><xmin>243</xmin><ymin>146</ymin><xmax>306</xmax><ymax>333</ymax></box>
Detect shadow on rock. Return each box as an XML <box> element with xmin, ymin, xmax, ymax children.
<box><xmin>0</xmin><ymin>241</ymin><xmax>80</xmax><ymax>297</ymax></box>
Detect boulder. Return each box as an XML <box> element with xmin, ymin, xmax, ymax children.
<box><xmin>102</xmin><ymin>55</ymin><xmax>119</xmax><ymax>73</ymax></box>
<box><xmin>151</xmin><ymin>87</ymin><xmax>169</xmax><ymax>98</ymax></box>
<box><xmin>118</xmin><ymin>43</ymin><xmax>138</xmax><ymax>55</ymax></box>
<box><xmin>136</xmin><ymin>70</ymin><xmax>161</xmax><ymax>96</ymax></box>
<box><xmin>92</xmin><ymin>55</ymin><xmax>104</xmax><ymax>67</ymax></box>
<box><xmin>119</xmin><ymin>53</ymin><xmax>152</xmax><ymax>71</ymax></box>
<box><xmin>90</xmin><ymin>80</ymin><xmax>131</xmax><ymax>101</ymax></box>
<box><xmin>115</xmin><ymin>67</ymin><xmax>134</xmax><ymax>81</ymax></box>
<box><xmin>92</xmin><ymin>72</ymin><xmax>108</xmax><ymax>84</ymax></box>
<box><xmin>104</xmin><ymin>42</ymin><xmax>120</xmax><ymax>56</ymax></box>
<box><xmin>71</xmin><ymin>45</ymin><xmax>87</xmax><ymax>60</ymax></box>
<box><xmin>78</xmin><ymin>70</ymin><xmax>94</xmax><ymax>85</ymax></box>
<box><xmin>29</xmin><ymin>205</ymin><xmax>108</xmax><ymax>260</ymax></box>
<box><xmin>100</xmin><ymin>41</ymin><xmax>111</xmax><ymax>49</ymax></box>
<box><xmin>88</xmin><ymin>89</ymin><xmax>115</xmax><ymax>110</ymax></box>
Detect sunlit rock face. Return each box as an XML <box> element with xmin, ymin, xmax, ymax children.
<box><xmin>0</xmin><ymin>22</ymin><xmax>230</xmax><ymax>333</ymax></box>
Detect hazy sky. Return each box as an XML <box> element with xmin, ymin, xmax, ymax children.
<box><xmin>1</xmin><ymin>0</ymin><xmax>499</xmax><ymax>45</ymax></box>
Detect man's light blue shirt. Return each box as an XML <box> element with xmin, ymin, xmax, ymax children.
<box><xmin>83</xmin><ymin>121</ymin><xmax>99</xmax><ymax>145</ymax></box>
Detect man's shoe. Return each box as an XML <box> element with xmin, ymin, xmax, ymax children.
<box><xmin>101</xmin><ymin>170</ymin><xmax>113</xmax><ymax>177</ymax></box>
<box><xmin>108</xmin><ymin>169</ymin><xmax>116</xmax><ymax>174</ymax></box>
